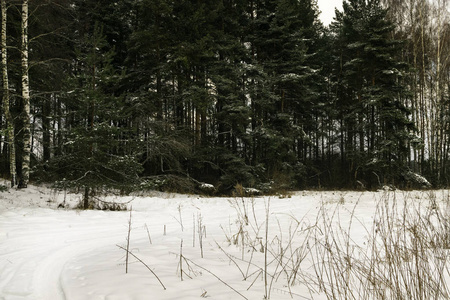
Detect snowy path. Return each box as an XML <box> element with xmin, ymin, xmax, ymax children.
<box><xmin>0</xmin><ymin>208</ymin><xmax>130</xmax><ymax>300</ymax></box>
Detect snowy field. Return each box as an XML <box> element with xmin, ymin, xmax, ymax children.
<box><xmin>1</xmin><ymin>185</ymin><xmax>450</xmax><ymax>300</ymax></box>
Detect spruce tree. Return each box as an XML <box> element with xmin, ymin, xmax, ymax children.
<box><xmin>49</xmin><ymin>24</ymin><xmax>142</xmax><ymax>208</ymax></box>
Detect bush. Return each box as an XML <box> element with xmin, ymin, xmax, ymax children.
<box><xmin>140</xmin><ymin>175</ymin><xmax>196</xmax><ymax>194</ymax></box>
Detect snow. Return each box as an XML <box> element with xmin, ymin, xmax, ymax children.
<box><xmin>243</xmin><ymin>187</ymin><xmax>261</xmax><ymax>195</ymax></box>
<box><xmin>200</xmin><ymin>183</ymin><xmax>214</xmax><ymax>189</ymax></box>
<box><xmin>199</xmin><ymin>183</ymin><xmax>215</xmax><ymax>191</ymax></box>
<box><xmin>1</xmin><ymin>185</ymin><xmax>449</xmax><ymax>299</ymax></box>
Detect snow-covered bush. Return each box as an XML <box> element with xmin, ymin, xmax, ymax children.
<box><xmin>198</xmin><ymin>182</ymin><xmax>216</xmax><ymax>195</ymax></box>
<box><xmin>243</xmin><ymin>187</ymin><xmax>261</xmax><ymax>196</ymax></box>
<box><xmin>403</xmin><ymin>171</ymin><xmax>432</xmax><ymax>188</ymax></box>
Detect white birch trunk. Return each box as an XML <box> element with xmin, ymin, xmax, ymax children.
<box><xmin>20</xmin><ymin>0</ymin><xmax>30</xmax><ymax>188</ymax></box>
<box><xmin>1</xmin><ymin>0</ymin><xmax>16</xmax><ymax>187</ymax></box>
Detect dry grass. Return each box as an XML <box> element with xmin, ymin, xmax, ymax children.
<box><xmin>121</xmin><ymin>190</ymin><xmax>450</xmax><ymax>299</ymax></box>
<box><xmin>225</xmin><ymin>190</ymin><xmax>450</xmax><ymax>299</ymax></box>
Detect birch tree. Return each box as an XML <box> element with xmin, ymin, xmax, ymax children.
<box><xmin>1</xmin><ymin>0</ymin><xmax>16</xmax><ymax>187</ymax></box>
<box><xmin>19</xmin><ymin>0</ymin><xmax>30</xmax><ymax>188</ymax></box>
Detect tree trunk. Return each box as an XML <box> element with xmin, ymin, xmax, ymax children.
<box><xmin>42</xmin><ymin>96</ymin><xmax>51</xmax><ymax>162</ymax></box>
<box><xmin>83</xmin><ymin>186</ymin><xmax>90</xmax><ymax>209</ymax></box>
<box><xmin>1</xmin><ymin>0</ymin><xmax>16</xmax><ymax>187</ymax></box>
<box><xmin>195</xmin><ymin>107</ymin><xmax>201</xmax><ymax>146</ymax></box>
<box><xmin>19</xmin><ymin>0</ymin><xmax>30</xmax><ymax>188</ymax></box>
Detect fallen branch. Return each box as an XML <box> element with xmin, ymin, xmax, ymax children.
<box><xmin>93</xmin><ymin>196</ymin><xmax>134</xmax><ymax>205</ymax></box>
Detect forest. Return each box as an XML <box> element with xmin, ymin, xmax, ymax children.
<box><xmin>1</xmin><ymin>0</ymin><xmax>450</xmax><ymax>195</ymax></box>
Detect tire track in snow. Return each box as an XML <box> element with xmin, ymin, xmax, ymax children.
<box><xmin>0</xmin><ymin>209</ymin><xmax>132</xmax><ymax>300</ymax></box>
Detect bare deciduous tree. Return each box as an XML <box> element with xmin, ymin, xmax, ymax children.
<box><xmin>1</xmin><ymin>0</ymin><xmax>16</xmax><ymax>187</ymax></box>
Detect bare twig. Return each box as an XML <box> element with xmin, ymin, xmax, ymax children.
<box><xmin>215</xmin><ymin>241</ymin><xmax>246</xmax><ymax>279</ymax></box>
<box><xmin>116</xmin><ymin>245</ymin><xmax>166</xmax><ymax>290</ymax></box>
<box><xmin>198</xmin><ymin>212</ymin><xmax>204</xmax><ymax>258</ymax></box>
<box><xmin>145</xmin><ymin>223</ymin><xmax>152</xmax><ymax>245</ymax></box>
<box><xmin>183</xmin><ymin>256</ymin><xmax>249</xmax><ymax>300</ymax></box>
<box><xmin>264</xmin><ymin>198</ymin><xmax>270</xmax><ymax>299</ymax></box>
<box><xmin>125</xmin><ymin>206</ymin><xmax>132</xmax><ymax>273</ymax></box>
<box><xmin>180</xmin><ymin>239</ymin><xmax>183</xmax><ymax>281</ymax></box>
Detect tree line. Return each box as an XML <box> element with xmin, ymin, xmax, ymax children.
<box><xmin>0</xmin><ymin>0</ymin><xmax>449</xmax><ymax>195</ymax></box>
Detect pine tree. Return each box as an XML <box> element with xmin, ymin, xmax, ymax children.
<box><xmin>332</xmin><ymin>0</ymin><xmax>414</xmax><ymax>187</ymax></box>
<box><xmin>246</xmin><ymin>0</ymin><xmax>322</xmax><ymax>188</ymax></box>
<box><xmin>208</xmin><ymin>0</ymin><xmax>255</xmax><ymax>190</ymax></box>
<box><xmin>126</xmin><ymin>0</ymin><xmax>195</xmax><ymax>185</ymax></box>
<box><xmin>28</xmin><ymin>0</ymin><xmax>74</xmax><ymax>163</ymax></box>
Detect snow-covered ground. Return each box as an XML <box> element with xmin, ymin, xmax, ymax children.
<box><xmin>1</xmin><ymin>185</ymin><xmax>449</xmax><ymax>299</ymax></box>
